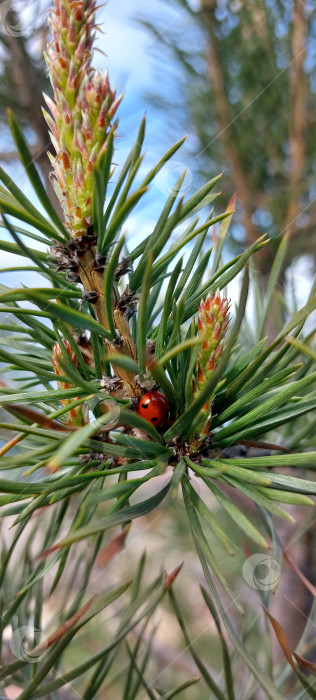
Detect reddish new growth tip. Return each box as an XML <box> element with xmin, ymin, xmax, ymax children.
<box><xmin>164</xmin><ymin>562</ymin><xmax>184</xmax><ymax>588</ymax></box>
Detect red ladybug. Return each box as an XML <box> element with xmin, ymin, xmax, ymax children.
<box><xmin>137</xmin><ymin>390</ymin><xmax>169</xmax><ymax>427</ymax></box>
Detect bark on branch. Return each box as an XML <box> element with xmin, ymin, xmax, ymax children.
<box><xmin>200</xmin><ymin>0</ymin><xmax>259</xmax><ymax>248</ymax></box>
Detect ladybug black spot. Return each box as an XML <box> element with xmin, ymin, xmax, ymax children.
<box><xmin>137</xmin><ymin>390</ymin><xmax>169</xmax><ymax>429</ymax></box>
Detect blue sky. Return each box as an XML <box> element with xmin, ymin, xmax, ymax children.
<box><xmin>95</xmin><ymin>0</ymin><xmax>199</xmax><ymax>245</ymax></box>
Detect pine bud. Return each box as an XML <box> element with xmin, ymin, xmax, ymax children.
<box><xmin>52</xmin><ymin>339</ymin><xmax>85</xmax><ymax>426</ymax></box>
<box><xmin>196</xmin><ymin>290</ymin><xmax>230</xmax><ymax>390</ymax></box>
<box><xmin>44</xmin><ymin>0</ymin><xmax>121</xmax><ymax>238</ymax></box>
<box><xmin>192</xmin><ymin>290</ymin><xmax>230</xmax><ymax>441</ymax></box>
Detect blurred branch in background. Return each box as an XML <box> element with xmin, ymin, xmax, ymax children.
<box><xmin>286</xmin><ymin>0</ymin><xmax>308</xmax><ymax>236</ymax></box>
<box><xmin>0</xmin><ymin>0</ymin><xmax>62</xmax><ymax>213</ymax></box>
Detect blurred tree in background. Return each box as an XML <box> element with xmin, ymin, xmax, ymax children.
<box><xmin>140</xmin><ymin>0</ymin><xmax>316</xmax><ymax>290</ymax></box>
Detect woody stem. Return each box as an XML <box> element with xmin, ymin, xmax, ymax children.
<box><xmin>78</xmin><ymin>245</ymin><xmax>139</xmax><ymax>396</ymax></box>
